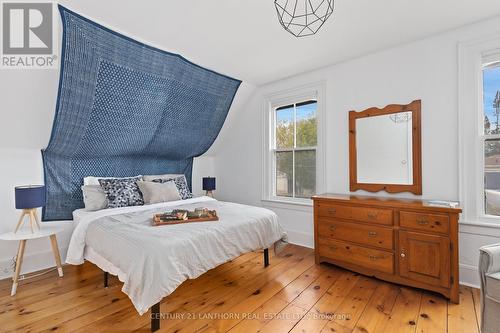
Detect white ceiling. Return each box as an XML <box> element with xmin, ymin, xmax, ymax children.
<box><xmin>60</xmin><ymin>0</ymin><xmax>500</xmax><ymax>85</ymax></box>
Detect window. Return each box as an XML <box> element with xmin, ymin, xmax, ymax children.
<box><xmin>483</xmin><ymin>63</ymin><xmax>500</xmax><ymax>216</ymax></box>
<box><xmin>458</xmin><ymin>36</ymin><xmax>500</xmax><ymax>227</ymax></box>
<box><xmin>262</xmin><ymin>82</ymin><xmax>325</xmax><ymax>206</ymax></box>
<box><xmin>273</xmin><ymin>100</ymin><xmax>317</xmax><ymax>199</ymax></box>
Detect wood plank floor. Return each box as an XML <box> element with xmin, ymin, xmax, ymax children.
<box><xmin>0</xmin><ymin>245</ymin><xmax>481</xmax><ymax>333</ymax></box>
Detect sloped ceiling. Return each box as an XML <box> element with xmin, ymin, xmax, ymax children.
<box><xmin>54</xmin><ymin>0</ymin><xmax>500</xmax><ymax>85</ymax></box>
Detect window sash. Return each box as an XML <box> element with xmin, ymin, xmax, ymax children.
<box><xmin>273</xmin><ymin>148</ymin><xmax>316</xmax><ymax>199</ymax></box>
<box><xmin>483</xmin><ymin>134</ymin><xmax>500</xmax><ymax>139</ymax></box>
<box><xmin>480</xmin><ymin>62</ymin><xmax>500</xmax><ymax>220</ymax></box>
<box><xmin>274</xmin><ymin>146</ymin><xmax>316</xmax><ymax>152</ymax></box>
<box><xmin>272</xmin><ymin>100</ymin><xmax>317</xmax><ymax>199</ymax></box>
<box><xmin>480</xmin><ymin>134</ymin><xmax>500</xmax><ymax>219</ymax></box>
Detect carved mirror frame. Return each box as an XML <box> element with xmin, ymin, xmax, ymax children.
<box><xmin>349</xmin><ymin>100</ymin><xmax>422</xmax><ymax>195</ymax></box>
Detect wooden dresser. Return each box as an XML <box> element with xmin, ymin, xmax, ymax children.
<box><xmin>313</xmin><ymin>193</ymin><xmax>462</xmax><ymax>302</ymax></box>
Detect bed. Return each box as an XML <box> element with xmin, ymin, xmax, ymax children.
<box><xmin>66</xmin><ymin>196</ymin><xmax>286</xmax><ymax>331</ymax></box>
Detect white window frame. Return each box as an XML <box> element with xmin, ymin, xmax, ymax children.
<box><xmin>262</xmin><ymin>82</ymin><xmax>326</xmax><ymax>206</ymax></box>
<box><xmin>459</xmin><ymin>36</ymin><xmax>500</xmax><ymax>226</ymax></box>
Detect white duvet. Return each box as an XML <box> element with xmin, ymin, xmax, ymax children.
<box><xmin>66</xmin><ymin>196</ymin><xmax>286</xmax><ymax>315</ymax></box>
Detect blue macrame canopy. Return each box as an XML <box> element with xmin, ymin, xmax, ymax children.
<box><xmin>42</xmin><ymin>6</ymin><xmax>241</xmax><ymax>220</ymax></box>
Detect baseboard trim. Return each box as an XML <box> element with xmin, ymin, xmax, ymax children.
<box><xmin>460</xmin><ymin>281</ymin><xmax>480</xmax><ymax>288</ymax></box>
<box><xmin>0</xmin><ymin>246</ymin><xmax>68</xmax><ymax>281</ymax></box>
<box><xmin>285</xmin><ymin>229</ymin><xmax>314</xmax><ymax>249</ymax></box>
<box><xmin>459</xmin><ymin>262</ymin><xmax>480</xmax><ymax>288</ymax></box>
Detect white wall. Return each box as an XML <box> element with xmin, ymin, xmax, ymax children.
<box><xmin>0</xmin><ymin>148</ymin><xmax>74</xmax><ymax>278</ymax></box>
<box><xmin>0</xmin><ymin>64</ymin><xmax>63</xmax><ymax>278</ymax></box>
<box><xmin>213</xmin><ymin>15</ymin><xmax>500</xmax><ymax>287</ymax></box>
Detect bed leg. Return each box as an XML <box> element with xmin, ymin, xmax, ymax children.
<box><xmin>264</xmin><ymin>248</ymin><xmax>269</xmax><ymax>267</ymax></box>
<box><xmin>104</xmin><ymin>271</ymin><xmax>108</xmax><ymax>288</ymax></box>
<box><xmin>151</xmin><ymin>302</ymin><xmax>160</xmax><ymax>332</ymax></box>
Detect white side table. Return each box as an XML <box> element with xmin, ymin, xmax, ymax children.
<box><xmin>0</xmin><ymin>226</ymin><xmax>64</xmax><ymax>296</ymax></box>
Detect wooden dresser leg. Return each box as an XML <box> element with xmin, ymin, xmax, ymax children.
<box><xmin>11</xmin><ymin>240</ymin><xmax>26</xmax><ymax>296</ymax></box>
<box><xmin>450</xmin><ymin>288</ymin><xmax>459</xmax><ymax>304</ymax></box>
<box><xmin>49</xmin><ymin>235</ymin><xmax>64</xmax><ymax>277</ymax></box>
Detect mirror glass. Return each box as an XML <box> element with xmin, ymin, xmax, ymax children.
<box><xmin>356</xmin><ymin>111</ymin><xmax>413</xmax><ymax>185</ymax></box>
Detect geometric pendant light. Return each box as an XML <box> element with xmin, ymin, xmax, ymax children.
<box><xmin>274</xmin><ymin>0</ymin><xmax>334</xmax><ymax>37</ymax></box>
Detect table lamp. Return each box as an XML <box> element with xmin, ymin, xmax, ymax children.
<box><xmin>14</xmin><ymin>185</ymin><xmax>45</xmax><ymax>233</ymax></box>
<box><xmin>202</xmin><ymin>177</ymin><xmax>216</xmax><ymax>197</ymax></box>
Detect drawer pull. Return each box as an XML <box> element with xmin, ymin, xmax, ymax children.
<box><xmin>417</xmin><ymin>219</ymin><xmax>429</xmax><ymax>225</ymax></box>
<box><xmin>368</xmin><ymin>231</ymin><xmax>378</xmax><ymax>237</ymax></box>
<box><xmin>329</xmin><ymin>225</ymin><xmax>337</xmax><ymax>231</ymax></box>
<box><xmin>400</xmin><ymin>248</ymin><xmax>406</xmax><ymax>258</ymax></box>
<box><xmin>367</xmin><ymin>212</ymin><xmax>378</xmax><ymax>220</ymax></box>
<box><xmin>328</xmin><ymin>208</ymin><xmax>337</xmax><ymax>215</ymax></box>
<box><xmin>369</xmin><ymin>255</ymin><xmax>382</xmax><ymax>261</ymax></box>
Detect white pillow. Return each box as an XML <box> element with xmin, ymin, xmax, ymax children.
<box><xmin>83</xmin><ymin>175</ymin><xmax>143</xmax><ymax>186</ymax></box>
<box><xmin>81</xmin><ymin>185</ymin><xmax>108</xmax><ymax>211</ymax></box>
<box><xmin>147</xmin><ymin>174</ymin><xmax>193</xmax><ymax>200</ymax></box>
<box><xmin>137</xmin><ymin>180</ymin><xmax>181</xmax><ymax>204</ymax></box>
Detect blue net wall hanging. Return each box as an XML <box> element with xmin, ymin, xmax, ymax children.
<box><xmin>42</xmin><ymin>6</ymin><xmax>241</xmax><ymax>220</ymax></box>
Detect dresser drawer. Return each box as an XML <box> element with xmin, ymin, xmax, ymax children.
<box><xmin>399</xmin><ymin>211</ymin><xmax>449</xmax><ymax>234</ymax></box>
<box><xmin>351</xmin><ymin>206</ymin><xmax>393</xmax><ymax>225</ymax></box>
<box><xmin>318</xmin><ymin>220</ymin><xmax>393</xmax><ymax>250</ymax></box>
<box><xmin>316</xmin><ymin>202</ymin><xmax>393</xmax><ymax>225</ymax></box>
<box><xmin>318</xmin><ymin>238</ymin><xmax>394</xmax><ymax>274</ymax></box>
<box><xmin>317</xmin><ymin>203</ymin><xmax>352</xmax><ymax>220</ymax></box>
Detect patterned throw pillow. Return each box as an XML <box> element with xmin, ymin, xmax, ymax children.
<box><xmin>98</xmin><ymin>176</ymin><xmax>144</xmax><ymax>208</ymax></box>
<box><xmin>151</xmin><ymin>175</ymin><xmax>193</xmax><ymax>200</ymax></box>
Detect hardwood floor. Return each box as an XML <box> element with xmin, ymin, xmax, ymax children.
<box><xmin>0</xmin><ymin>245</ymin><xmax>481</xmax><ymax>333</ymax></box>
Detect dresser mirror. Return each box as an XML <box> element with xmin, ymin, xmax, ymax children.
<box><xmin>349</xmin><ymin>100</ymin><xmax>422</xmax><ymax>194</ymax></box>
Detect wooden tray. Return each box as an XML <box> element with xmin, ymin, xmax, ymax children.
<box><xmin>153</xmin><ymin>214</ymin><xmax>219</xmax><ymax>226</ymax></box>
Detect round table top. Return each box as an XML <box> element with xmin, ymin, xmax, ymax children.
<box><xmin>0</xmin><ymin>226</ymin><xmax>64</xmax><ymax>241</ymax></box>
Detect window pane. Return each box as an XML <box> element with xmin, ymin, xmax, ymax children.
<box><xmin>485</xmin><ymin>139</ymin><xmax>500</xmax><ymax>215</ymax></box>
<box><xmin>276</xmin><ymin>105</ymin><xmax>294</xmax><ymax>149</ymax></box>
<box><xmin>296</xmin><ymin>101</ymin><xmax>317</xmax><ymax>147</ymax></box>
<box><xmin>276</xmin><ymin>151</ymin><xmax>293</xmax><ymax>197</ymax></box>
<box><xmin>483</xmin><ymin>66</ymin><xmax>500</xmax><ymax>134</ymax></box>
<box><xmin>295</xmin><ymin>150</ymin><xmax>316</xmax><ymax>198</ymax></box>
